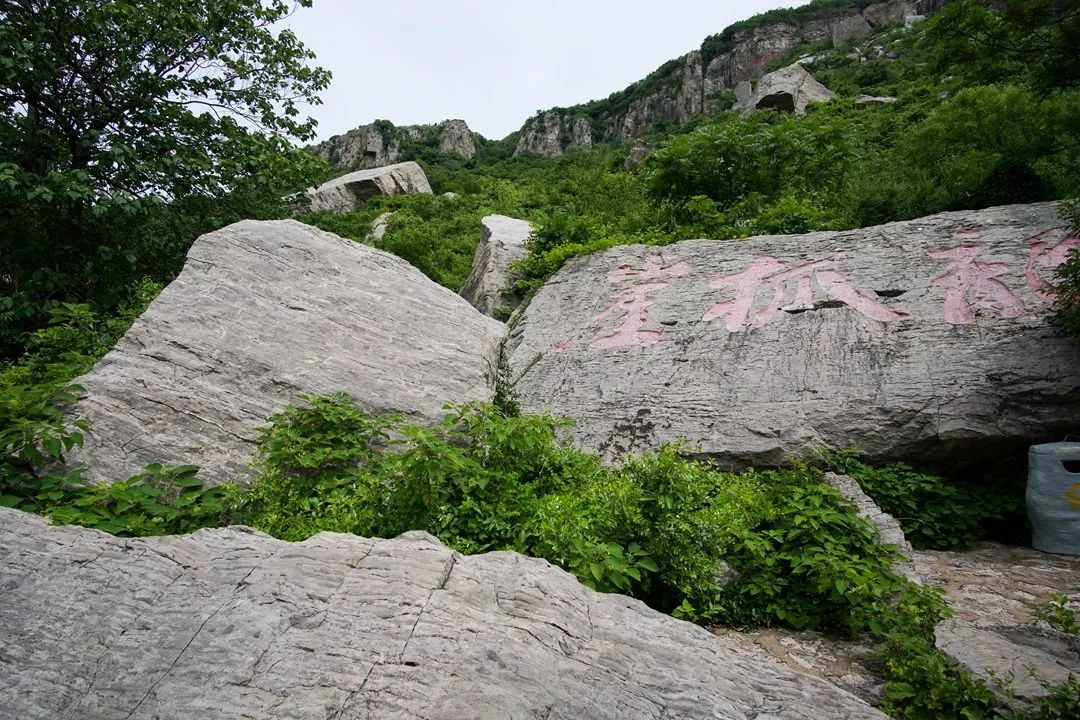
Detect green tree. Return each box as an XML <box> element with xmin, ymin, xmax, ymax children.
<box><xmin>0</xmin><ymin>0</ymin><xmax>330</xmax><ymax>357</ymax></box>
<box><xmin>926</xmin><ymin>0</ymin><xmax>1080</xmax><ymax>92</ymax></box>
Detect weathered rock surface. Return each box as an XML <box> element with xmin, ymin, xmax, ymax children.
<box><xmin>827</xmin><ymin>472</ymin><xmax>917</xmax><ymax>578</ymax></box>
<box><xmin>734</xmin><ymin>79</ymin><xmax>754</xmax><ymax>108</ymax></box>
<box><xmin>514</xmin><ymin>111</ymin><xmax>592</xmax><ymax>157</ymax></box>
<box><xmin>439</xmin><ymin>118</ymin><xmax>477</xmax><ymax>158</ymax></box>
<box><xmin>832</xmin><ymin>15</ymin><xmax>874</xmax><ymax>47</ymax></box>
<box><xmin>915</xmin><ymin>544</ymin><xmax>1080</xmax><ymax>699</ymax></box>
<box><xmin>0</xmin><ymin>507</ymin><xmax>886</xmax><ymax>720</ymax></box>
<box><xmin>311</xmin><ymin>123</ymin><xmax>401</xmax><ymax>170</ymax></box>
<box><xmin>313</xmin><ymin>119</ymin><xmax>479</xmax><ymax>171</ymax></box>
<box><xmin>302</xmin><ymin>161</ymin><xmax>432</xmax><ymax>213</ymax></box>
<box><xmin>863</xmin><ymin>0</ymin><xmax>909</xmax><ymax>27</ymax></box>
<box><xmin>856</xmin><ymin>94</ymin><xmax>898</xmax><ymax>108</ymax></box>
<box><xmin>713</xmin><ymin>627</ymin><xmax>885</xmax><ymax>706</ymax></box>
<box><xmin>743</xmin><ymin>62</ymin><xmax>836</xmax><ymax>116</ymax></box>
<box><xmin>460</xmin><ymin>215</ymin><xmax>532</xmax><ymax>317</ymax></box>
<box><xmin>68</xmin><ymin>220</ymin><xmax>505</xmax><ymax>484</ymax></box>
<box><xmin>369</xmin><ymin>210</ymin><xmax>393</xmax><ymax>241</ymax></box>
<box><xmin>508</xmin><ymin>203</ymin><xmax>1080</xmax><ymax>468</ymax></box>
<box><xmin>625</xmin><ymin>139</ymin><xmax>655</xmax><ymax>170</ymax></box>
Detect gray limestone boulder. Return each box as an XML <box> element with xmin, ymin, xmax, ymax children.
<box><xmin>734</xmin><ymin>79</ymin><xmax>754</xmax><ymax>108</ymax></box>
<box><xmin>507</xmin><ymin>203</ymin><xmax>1080</xmax><ymax>468</ymax></box>
<box><xmin>302</xmin><ymin>161</ymin><xmax>432</xmax><ymax>213</ymax></box>
<box><xmin>743</xmin><ymin>63</ymin><xmax>835</xmax><ymax>116</ymax></box>
<box><xmin>67</xmin><ymin>220</ymin><xmax>505</xmax><ymax>484</ymax></box>
<box><xmin>439</xmin><ymin>118</ymin><xmax>476</xmax><ymax>158</ymax></box>
<box><xmin>460</xmin><ymin>215</ymin><xmax>532</xmax><ymax>317</ymax></box>
<box><xmin>0</xmin><ymin>507</ymin><xmax>886</xmax><ymax>720</ymax></box>
<box><xmin>856</xmin><ymin>94</ymin><xmax>898</xmax><ymax>108</ymax></box>
<box><xmin>369</xmin><ymin>210</ymin><xmax>393</xmax><ymax>241</ymax></box>
<box><xmin>832</xmin><ymin>15</ymin><xmax>874</xmax><ymax>47</ymax></box>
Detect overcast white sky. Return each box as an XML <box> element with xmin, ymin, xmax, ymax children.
<box><xmin>284</xmin><ymin>0</ymin><xmax>801</xmax><ymax>141</ymax></box>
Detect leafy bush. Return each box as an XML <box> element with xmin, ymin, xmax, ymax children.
<box><xmin>825</xmin><ymin>450</ymin><xmax>1026</xmax><ymax>550</ymax></box>
<box><xmin>236</xmin><ymin>395</ymin><xmax>927</xmax><ymax>631</ymax></box>
<box><xmin>1052</xmin><ymin>198</ymin><xmax>1080</xmax><ymax>337</ymax></box>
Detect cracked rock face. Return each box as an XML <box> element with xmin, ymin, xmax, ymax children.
<box><xmin>0</xmin><ymin>507</ymin><xmax>884</xmax><ymax>720</ymax></box>
<box><xmin>508</xmin><ymin>203</ymin><xmax>1080</xmax><ymax>467</ymax></box>
<box><xmin>915</xmin><ymin>544</ymin><xmax>1080</xmax><ymax>699</ymax></box>
<box><xmin>302</xmin><ymin>161</ymin><xmax>432</xmax><ymax>213</ymax></box>
<box><xmin>460</xmin><ymin>215</ymin><xmax>532</xmax><ymax>316</ymax></box>
<box><xmin>67</xmin><ymin>219</ymin><xmax>505</xmax><ymax>484</ymax></box>
<box><xmin>438</xmin><ymin>119</ymin><xmax>477</xmax><ymax>158</ymax></box>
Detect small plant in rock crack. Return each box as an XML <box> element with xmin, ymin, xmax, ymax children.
<box><xmin>1033</xmin><ymin>592</ymin><xmax>1080</xmax><ymax>636</ymax></box>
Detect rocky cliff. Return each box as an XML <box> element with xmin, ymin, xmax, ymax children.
<box><xmin>312</xmin><ymin>118</ymin><xmax>479</xmax><ymax>171</ymax></box>
<box><xmin>513</xmin><ymin>0</ymin><xmax>937</xmax><ymax>156</ymax></box>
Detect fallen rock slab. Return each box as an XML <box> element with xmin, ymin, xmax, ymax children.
<box><xmin>915</xmin><ymin>543</ymin><xmax>1080</xmax><ymax>699</ymax></box>
<box><xmin>460</xmin><ymin>215</ymin><xmax>532</xmax><ymax>317</ymax></box>
<box><xmin>68</xmin><ymin>219</ymin><xmax>505</xmax><ymax>484</ymax></box>
<box><xmin>302</xmin><ymin>161</ymin><xmax>432</xmax><ymax>213</ymax></box>
<box><xmin>743</xmin><ymin>63</ymin><xmax>835</xmax><ymax>116</ymax></box>
<box><xmin>508</xmin><ymin>203</ymin><xmax>1080</xmax><ymax>468</ymax></box>
<box><xmin>0</xmin><ymin>507</ymin><xmax>885</xmax><ymax>720</ymax></box>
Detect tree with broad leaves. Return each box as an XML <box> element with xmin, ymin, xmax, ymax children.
<box><xmin>0</xmin><ymin>0</ymin><xmax>332</xmax><ymax>358</ymax></box>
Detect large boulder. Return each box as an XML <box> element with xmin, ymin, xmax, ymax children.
<box><xmin>507</xmin><ymin>203</ymin><xmax>1080</xmax><ymax>467</ymax></box>
<box><xmin>0</xmin><ymin>507</ymin><xmax>885</xmax><ymax>719</ymax></box>
<box><xmin>742</xmin><ymin>63</ymin><xmax>835</xmax><ymax>116</ymax></box>
<box><xmin>460</xmin><ymin>215</ymin><xmax>532</xmax><ymax>317</ymax></box>
<box><xmin>302</xmin><ymin>161</ymin><xmax>432</xmax><ymax>213</ymax></box>
<box><xmin>68</xmin><ymin>220</ymin><xmax>505</xmax><ymax>484</ymax></box>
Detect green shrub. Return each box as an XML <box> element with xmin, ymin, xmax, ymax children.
<box><xmin>824</xmin><ymin>450</ymin><xmax>1025</xmax><ymax>550</ymax></box>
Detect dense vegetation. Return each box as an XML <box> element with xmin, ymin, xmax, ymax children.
<box><xmin>2</xmin><ymin>1</ymin><xmax>1080</xmax><ymax>717</ymax></box>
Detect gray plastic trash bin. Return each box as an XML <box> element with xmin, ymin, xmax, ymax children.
<box><xmin>1027</xmin><ymin>442</ymin><xmax>1080</xmax><ymax>555</ymax></box>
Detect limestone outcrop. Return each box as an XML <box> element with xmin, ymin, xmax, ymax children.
<box><xmin>743</xmin><ymin>63</ymin><xmax>835</xmax><ymax>116</ymax></box>
<box><xmin>510</xmin><ymin>1</ymin><xmax>943</xmax><ymax>149</ymax></box>
<box><xmin>311</xmin><ymin>123</ymin><xmax>400</xmax><ymax>170</ymax></box>
<box><xmin>67</xmin><ymin>220</ymin><xmax>505</xmax><ymax>484</ymax></box>
<box><xmin>303</xmin><ymin>161</ymin><xmax>432</xmax><ymax>213</ymax></box>
<box><xmin>514</xmin><ymin>111</ymin><xmax>592</xmax><ymax>157</ymax></box>
<box><xmin>460</xmin><ymin>215</ymin><xmax>532</xmax><ymax>317</ymax></box>
<box><xmin>313</xmin><ymin>119</ymin><xmax>478</xmax><ymax>171</ymax></box>
<box><xmin>439</xmin><ymin>118</ymin><xmax>477</xmax><ymax>158</ymax></box>
<box><xmin>0</xmin><ymin>507</ymin><xmax>886</xmax><ymax>720</ymax></box>
<box><xmin>507</xmin><ymin>203</ymin><xmax>1080</xmax><ymax>468</ymax></box>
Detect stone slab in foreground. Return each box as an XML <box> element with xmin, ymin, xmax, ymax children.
<box><xmin>0</xmin><ymin>508</ymin><xmax>884</xmax><ymax>720</ymax></box>
<box><xmin>69</xmin><ymin>219</ymin><xmax>505</xmax><ymax>484</ymax></box>
<box><xmin>508</xmin><ymin>203</ymin><xmax>1080</xmax><ymax>467</ymax></box>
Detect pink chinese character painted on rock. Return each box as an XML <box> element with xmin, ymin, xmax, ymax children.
<box><xmin>1025</xmin><ymin>229</ymin><xmax>1080</xmax><ymax>303</ymax></box>
<box><xmin>589</xmin><ymin>255</ymin><xmax>692</xmax><ymax>349</ymax></box>
<box><xmin>701</xmin><ymin>256</ymin><xmax>909</xmax><ymax>333</ymax></box>
<box><xmin>927</xmin><ymin>244</ymin><xmax>1025</xmax><ymax>325</ymax></box>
